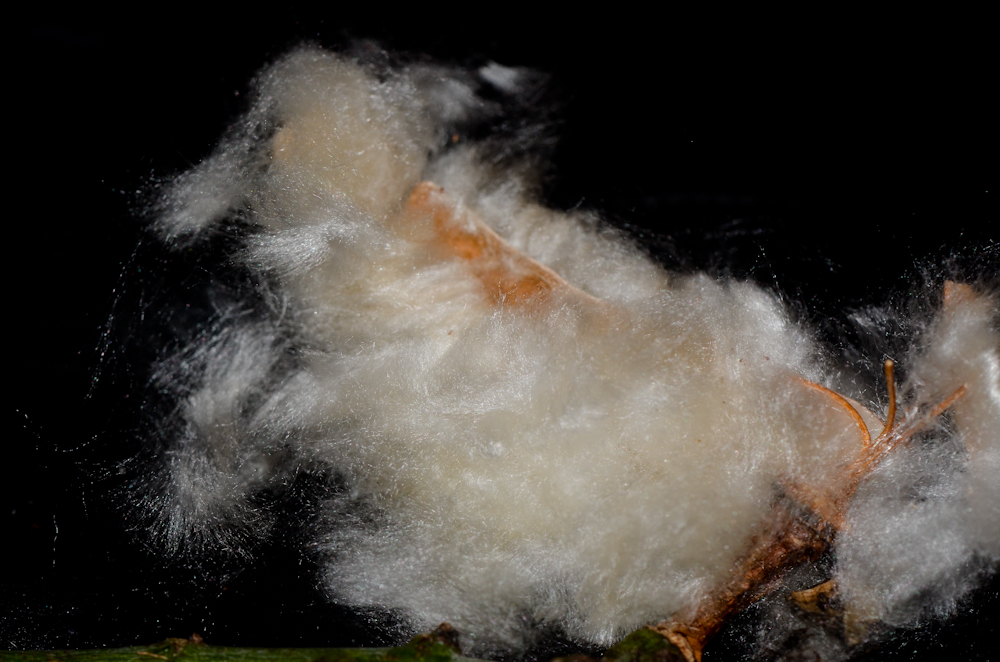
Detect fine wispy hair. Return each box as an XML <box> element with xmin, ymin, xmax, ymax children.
<box><xmin>133</xmin><ymin>45</ymin><xmax>998</xmax><ymax>660</ymax></box>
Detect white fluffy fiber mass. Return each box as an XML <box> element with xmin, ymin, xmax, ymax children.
<box><xmin>147</xmin><ymin>46</ymin><xmax>999</xmax><ymax>655</ymax></box>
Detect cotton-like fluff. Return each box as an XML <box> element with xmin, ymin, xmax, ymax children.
<box><xmin>144</xmin><ymin>46</ymin><xmax>999</xmax><ymax>657</ymax></box>
<box><xmin>836</xmin><ymin>285</ymin><xmax>1000</xmax><ymax>629</ymax></box>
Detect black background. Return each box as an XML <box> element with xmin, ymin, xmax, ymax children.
<box><xmin>6</xmin><ymin>8</ymin><xmax>997</xmax><ymax>661</ymax></box>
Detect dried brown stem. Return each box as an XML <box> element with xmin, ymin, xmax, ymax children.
<box><xmin>650</xmin><ymin>493</ymin><xmax>835</xmax><ymax>661</ymax></box>
<box><xmin>796</xmin><ymin>378</ymin><xmax>872</xmax><ymax>448</ymax></box>
<box><xmin>881</xmin><ymin>360</ymin><xmax>897</xmax><ymax>437</ymax></box>
<box><xmin>651</xmin><ymin>366</ymin><xmax>968</xmax><ymax>662</ymax></box>
<box><xmin>406</xmin><ymin>182</ymin><xmax>605</xmax><ymax>309</ymax></box>
<box><xmin>839</xmin><ymin>383</ymin><xmax>967</xmax><ymax>505</ymax></box>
